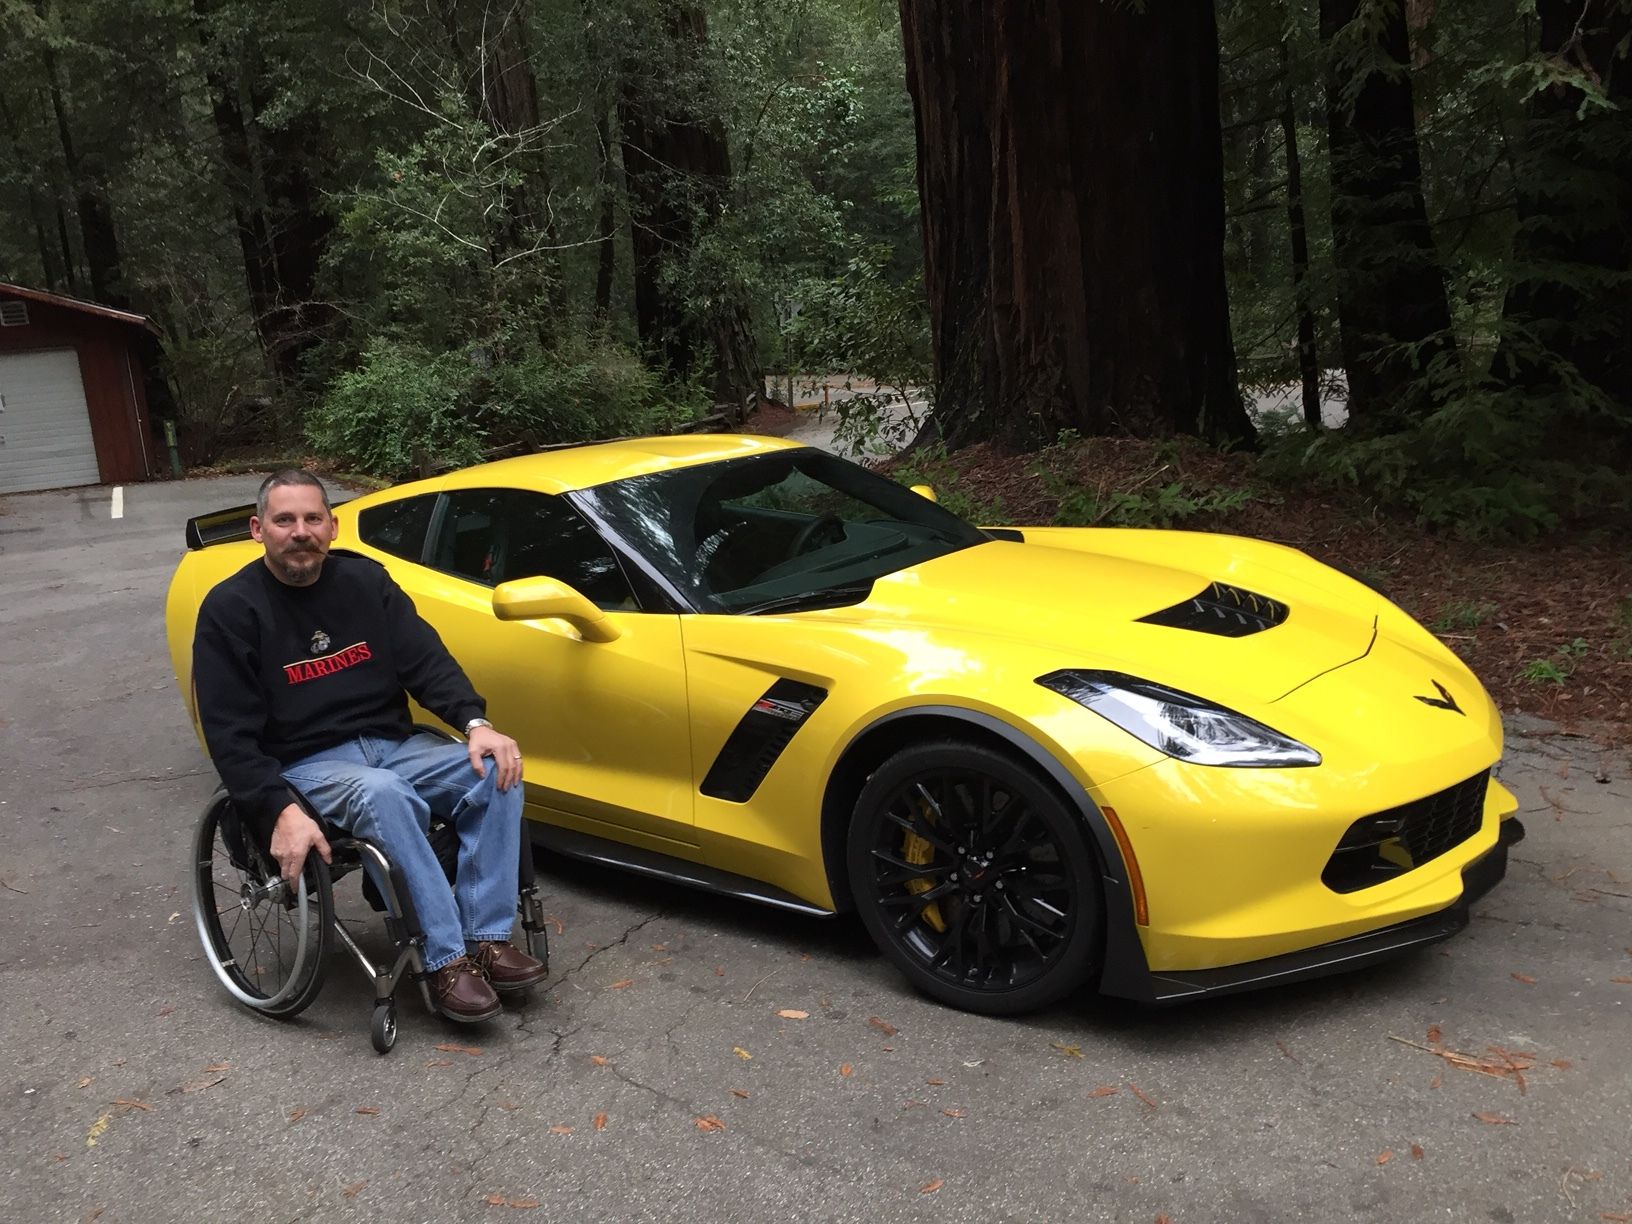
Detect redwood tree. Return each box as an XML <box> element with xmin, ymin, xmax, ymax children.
<box><xmin>1319</xmin><ymin>0</ymin><xmax>1456</xmax><ymax>427</ymax></box>
<box><xmin>899</xmin><ymin>0</ymin><xmax>1252</xmax><ymax>450</ymax></box>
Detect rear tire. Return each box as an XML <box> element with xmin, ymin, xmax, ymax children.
<box><xmin>192</xmin><ymin>793</ymin><xmax>331</xmax><ymax>1019</ymax></box>
<box><xmin>846</xmin><ymin>740</ymin><xmax>1102</xmax><ymax>1015</ymax></box>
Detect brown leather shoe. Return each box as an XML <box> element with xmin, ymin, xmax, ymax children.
<box><xmin>431</xmin><ymin>955</ymin><xmax>501</xmax><ymax>1022</ymax></box>
<box><xmin>471</xmin><ymin>940</ymin><xmax>548</xmax><ymax>993</ymax></box>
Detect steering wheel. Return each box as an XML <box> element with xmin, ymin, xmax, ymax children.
<box><xmin>786</xmin><ymin>513</ymin><xmax>846</xmax><ymax>559</ymax></box>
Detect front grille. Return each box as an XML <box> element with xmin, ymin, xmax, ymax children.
<box><xmin>1322</xmin><ymin>770</ymin><xmax>1490</xmax><ymax>893</ymax></box>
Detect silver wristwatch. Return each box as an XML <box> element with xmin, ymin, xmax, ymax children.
<box><xmin>463</xmin><ymin>717</ymin><xmax>493</xmax><ymax>735</ymax></box>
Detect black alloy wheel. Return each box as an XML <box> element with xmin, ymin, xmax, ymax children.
<box><xmin>847</xmin><ymin>740</ymin><xmax>1103</xmax><ymax>1014</ymax></box>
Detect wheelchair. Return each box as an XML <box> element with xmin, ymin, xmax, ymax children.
<box><xmin>189</xmin><ymin>757</ymin><xmax>549</xmax><ymax>1054</ymax></box>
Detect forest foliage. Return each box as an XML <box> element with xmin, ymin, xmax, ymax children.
<box><xmin>0</xmin><ymin>0</ymin><xmax>1627</xmax><ymax>536</ymax></box>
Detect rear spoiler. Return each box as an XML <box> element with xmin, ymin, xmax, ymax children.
<box><xmin>184</xmin><ymin>498</ymin><xmax>351</xmax><ymax>549</ymax></box>
<box><xmin>185</xmin><ymin>503</ymin><xmax>256</xmax><ymax>550</ymax></box>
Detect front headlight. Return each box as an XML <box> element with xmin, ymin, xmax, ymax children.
<box><xmin>1037</xmin><ymin>669</ymin><xmax>1321</xmax><ymax>767</ymax></box>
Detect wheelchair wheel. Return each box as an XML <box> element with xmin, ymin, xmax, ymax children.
<box><xmin>192</xmin><ymin>793</ymin><xmax>332</xmax><ymax>1018</ymax></box>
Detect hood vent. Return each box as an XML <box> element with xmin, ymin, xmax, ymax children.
<box><xmin>1138</xmin><ymin>582</ymin><xmax>1288</xmax><ymax>637</ymax></box>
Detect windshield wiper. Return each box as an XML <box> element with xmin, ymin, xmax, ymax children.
<box><xmin>734</xmin><ymin>583</ymin><xmax>874</xmax><ymax>616</ymax></box>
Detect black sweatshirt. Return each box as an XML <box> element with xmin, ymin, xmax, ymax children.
<box><xmin>192</xmin><ymin>553</ymin><xmax>486</xmax><ymax>841</ymax></box>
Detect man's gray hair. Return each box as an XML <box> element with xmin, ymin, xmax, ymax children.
<box><xmin>257</xmin><ymin>469</ymin><xmax>331</xmax><ymax>517</ymax></box>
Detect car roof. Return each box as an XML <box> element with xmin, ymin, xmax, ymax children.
<box><xmin>346</xmin><ymin>434</ymin><xmax>809</xmax><ymax>507</ymax></box>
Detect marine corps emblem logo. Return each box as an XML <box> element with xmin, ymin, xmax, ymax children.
<box><xmin>310</xmin><ymin>629</ymin><xmax>332</xmax><ymax>654</ymax></box>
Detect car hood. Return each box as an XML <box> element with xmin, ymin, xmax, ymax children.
<box><xmin>808</xmin><ymin>532</ymin><xmax>1381</xmax><ymax>706</ymax></box>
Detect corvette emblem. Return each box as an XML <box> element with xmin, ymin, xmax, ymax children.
<box><xmin>1414</xmin><ymin>680</ymin><xmax>1463</xmax><ymax>715</ymax></box>
<box><xmin>310</xmin><ymin>629</ymin><xmax>332</xmax><ymax>654</ymax></box>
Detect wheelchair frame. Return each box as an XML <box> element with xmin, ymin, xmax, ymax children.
<box><xmin>192</xmin><ymin>770</ymin><xmax>550</xmax><ymax>1054</ymax></box>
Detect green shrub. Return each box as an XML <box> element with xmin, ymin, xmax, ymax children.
<box><xmin>307</xmin><ymin>340</ymin><xmax>482</xmax><ymax>479</ymax></box>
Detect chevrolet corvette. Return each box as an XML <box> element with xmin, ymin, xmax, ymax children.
<box><xmin>165</xmin><ymin>434</ymin><xmax>1522</xmax><ymax>1014</ymax></box>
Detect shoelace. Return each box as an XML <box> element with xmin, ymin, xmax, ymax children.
<box><xmin>435</xmin><ymin>957</ymin><xmax>484</xmax><ymax>998</ymax></box>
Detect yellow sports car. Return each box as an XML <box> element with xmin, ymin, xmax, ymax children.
<box><xmin>165</xmin><ymin>434</ymin><xmax>1522</xmax><ymax>1014</ymax></box>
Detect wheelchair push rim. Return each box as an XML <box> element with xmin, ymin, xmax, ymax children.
<box><xmin>192</xmin><ymin>795</ymin><xmax>331</xmax><ymax>1016</ymax></box>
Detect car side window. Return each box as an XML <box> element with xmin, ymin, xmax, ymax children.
<box><xmin>357</xmin><ymin>493</ymin><xmax>437</xmax><ymax>563</ymax></box>
<box><xmin>430</xmin><ymin>488</ymin><xmax>637</xmax><ymax>610</ymax></box>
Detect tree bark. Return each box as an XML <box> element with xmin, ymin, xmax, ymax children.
<box><xmin>1320</xmin><ymin>0</ymin><xmax>1455</xmax><ymax>427</ymax></box>
<box><xmin>1495</xmin><ymin>0</ymin><xmax>1632</xmax><ymax>415</ymax></box>
<box><xmin>1280</xmin><ymin>42</ymin><xmax>1322</xmax><ymax>430</ymax></box>
<box><xmin>619</xmin><ymin>3</ymin><xmax>763</xmax><ymax>412</ymax></box>
<box><xmin>899</xmin><ymin>0</ymin><xmax>1251</xmax><ymax>451</ymax></box>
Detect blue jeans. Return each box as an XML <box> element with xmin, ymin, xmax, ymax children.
<box><xmin>281</xmin><ymin>733</ymin><xmax>525</xmax><ymax>971</ymax></box>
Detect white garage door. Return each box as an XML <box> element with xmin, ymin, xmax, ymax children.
<box><xmin>0</xmin><ymin>348</ymin><xmax>101</xmax><ymax>494</ymax></box>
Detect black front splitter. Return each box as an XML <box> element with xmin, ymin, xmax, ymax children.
<box><xmin>1105</xmin><ymin>818</ymin><xmax>1525</xmax><ymax>1006</ymax></box>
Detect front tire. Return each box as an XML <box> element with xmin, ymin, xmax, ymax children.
<box><xmin>846</xmin><ymin>740</ymin><xmax>1103</xmax><ymax>1015</ymax></box>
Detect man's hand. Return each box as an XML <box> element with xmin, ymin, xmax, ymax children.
<box><xmin>467</xmin><ymin>724</ymin><xmax>524</xmax><ymax>791</ymax></box>
<box><xmin>270</xmin><ymin>803</ymin><xmax>332</xmax><ymax>885</ymax></box>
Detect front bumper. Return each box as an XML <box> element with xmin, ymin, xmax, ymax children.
<box><xmin>1102</xmin><ymin>817</ymin><xmax>1524</xmax><ymax>1005</ymax></box>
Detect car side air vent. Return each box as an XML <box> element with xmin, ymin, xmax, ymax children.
<box><xmin>701</xmin><ymin>679</ymin><xmax>828</xmax><ymax>803</ymax></box>
<box><xmin>1137</xmin><ymin>582</ymin><xmax>1289</xmax><ymax>637</ymax></box>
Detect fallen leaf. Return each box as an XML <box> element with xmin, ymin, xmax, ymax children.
<box><xmin>435</xmin><ymin>1043</ymin><xmax>483</xmax><ymax>1057</ymax></box>
<box><xmin>156</xmin><ymin>1006</ymin><xmax>175</xmax><ymax>1018</ymax></box>
<box><xmin>77</xmin><ymin>1077</ymin><xmax>92</xmax><ymax>1089</ymax></box>
<box><xmin>839</xmin><ymin>1064</ymin><xmax>854</xmax><ymax>1078</ymax></box>
<box><xmin>1089</xmin><ymin>1085</ymin><xmax>1120</xmax><ymax>1098</ymax></box>
<box><xmin>1051</xmin><ymin>1043</ymin><xmax>1083</xmax><ymax>1058</ymax></box>
<box><xmin>926</xmin><ymin>1078</ymin><xmax>945</xmax><ymax>1086</ymax></box>
<box><xmin>882</xmin><ymin>1045</ymin><xmax>895</xmax><ymax>1052</ymax></box>
<box><xmin>695</xmin><ymin>1115</ymin><xmax>726</xmax><ymax>1132</ymax></box>
<box><xmin>868</xmin><ymin>1016</ymin><xmax>898</xmax><ymax>1037</ymax></box>
<box><xmin>1600</xmin><ymin>1213</ymin><xmax>1632</xmax><ymax>1223</ymax></box>
<box><xmin>1550</xmin><ymin>1059</ymin><xmax>1573</xmax><ymax>1070</ymax></box>
<box><xmin>1128</xmin><ymin>1082</ymin><xmax>1158</xmax><ymax>1109</ymax></box>
<box><xmin>651</xmin><ymin>943</ymin><xmax>667</xmax><ymax>951</ymax></box>
<box><xmin>1511</xmin><ymin>973</ymin><xmax>1536</xmax><ymax>985</ymax></box>
<box><xmin>288</xmin><ymin>1108</ymin><xmax>306</xmax><ymax>1123</ymax></box>
<box><xmin>548</xmin><ymin>1125</ymin><xmax>573</xmax><ymax>1134</ymax></box>
<box><xmin>714</xmin><ymin>966</ymin><xmax>725</xmax><ymax>977</ymax></box>
<box><xmin>733</xmin><ymin>1047</ymin><xmax>752</xmax><ymax>1061</ymax></box>
<box><xmin>919</xmin><ymin>1180</ymin><xmax>944</xmax><ymax>1194</ymax></box>
<box><xmin>731</xmin><ymin>1089</ymin><xmax>750</xmax><ymax>1099</ymax></box>
<box><xmin>1411</xmin><ymin>1144</ymin><xmax>1425</xmax><ymax>1160</ymax></box>
<box><xmin>1426</xmin><ymin>1024</ymin><xmax>1442</xmax><ymax>1045</ymax></box>
<box><xmin>486</xmin><ymin>1194</ymin><xmax>506</xmax><ymax>1206</ymax></box>
<box><xmin>590</xmin><ymin>1055</ymin><xmax>609</xmax><ymax>1066</ymax></box>
<box><xmin>1275</xmin><ymin>1040</ymin><xmax>1299</xmax><ymax>1062</ymax></box>
<box><xmin>85</xmin><ymin>1113</ymin><xmax>112</xmax><ymax>1147</ymax></box>
<box><xmin>355</xmin><ymin>1107</ymin><xmax>380</xmax><ymax>1116</ymax></box>
<box><xmin>776</xmin><ymin>1009</ymin><xmax>809</xmax><ymax>1020</ymax></box>
<box><xmin>84</xmin><ymin>1210</ymin><xmax>103</xmax><ymax>1223</ymax></box>
<box><xmin>593</xmin><ymin>1113</ymin><xmax>607</xmax><ymax>1131</ymax></box>
<box><xmin>1611</xmin><ymin>977</ymin><xmax>1632</xmax><ymax>984</ymax></box>
<box><xmin>498</xmin><ymin>1101</ymin><xmax>518</xmax><ymax>1111</ymax></box>
<box><xmin>112</xmin><ymin>1099</ymin><xmax>152</xmax><ymax>1111</ymax></box>
<box><xmin>1377</xmin><ymin>1150</ymin><xmax>1393</xmax><ymax>1165</ymax></box>
<box><xmin>341</xmin><ymin>1181</ymin><xmax>366</xmax><ymax>1199</ymax></box>
<box><xmin>425</xmin><ymin>1059</ymin><xmax>453</xmax><ymax>1068</ymax></box>
<box><xmin>1471</xmin><ymin>1111</ymin><xmax>1515</xmax><ymax>1125</ymax></box>
<box><xmin>610</xmin><ymin>979</ymin><xmax>634</xmax><ymax>990</ymax></box>
<box><xmin>205</xmin><ymin>1062</ymin><xmax>230</xmax><ymax>1073</ymax></box>
<box><xmin>942</xmin><ymin>1107</ymin><xmax>967</xmax><ymax>1118</ymax></box>
<box><xmin>545</xmin><ymin>914</ymin><xmax>564</xmax><ymax>934</ymax></box>
<box><xmin>508</xmin><ymin>1199</ymin><xmax>540</xmax><ymax>1210</ymax></box>
<box><xmin>1157</xmin><ymin>1216</ymin><xmax>1174</xmax><ymax>1224</ymax></box>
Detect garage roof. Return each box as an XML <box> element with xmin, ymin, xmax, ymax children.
<box><xmin>0</xmin><ymin>282</ymin><xmax>160</xmax><ymax>335</ymax></box>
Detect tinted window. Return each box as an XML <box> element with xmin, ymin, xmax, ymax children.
<box><xmin>357</xmin><ymin>494</ymin><xmax>436</xmax><ymax>562</ymax></box>
<box><xmin>430</xmin><ymin>489</ymin><xmax>636</xmax><ymax>609</ymax></box>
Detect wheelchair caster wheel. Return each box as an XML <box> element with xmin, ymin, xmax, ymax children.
<box><xmin>370</xmin><ymin>1003</ymin><xmax>398</xmax><ymax>1054</ymax></box>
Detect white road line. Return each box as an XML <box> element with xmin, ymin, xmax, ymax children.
<box><xmin>111</xmin><ymin>486</ymin><xmax>124</xmax><ymax>519</ymax></box>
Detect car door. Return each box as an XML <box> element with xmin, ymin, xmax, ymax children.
<box><xmin>358</xmin><ymin>486</ymin><xmax>696</xmax><ymax>849</ymax></box>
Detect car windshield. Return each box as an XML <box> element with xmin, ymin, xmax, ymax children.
<box><xmin>571</xmin><ymin>448</ymin><xmax>990</xmax><ymax>614</ymax></box>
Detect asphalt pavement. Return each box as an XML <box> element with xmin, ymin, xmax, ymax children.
<box><xmin>1</xmin><ymin>474</ymin><xmax>1629</xmax><ymax>1224</ymax></box>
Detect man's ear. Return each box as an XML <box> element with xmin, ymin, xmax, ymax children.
<box><xmin>249</xmin><ymin>514</ymin><xmax>264</xmax><ymax>542</ymax></box>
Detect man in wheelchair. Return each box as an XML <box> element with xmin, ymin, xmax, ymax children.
<box><xmin>192</xmin><ymin>469</ymin><xmax>547</xmax><ymax>1023</ymax></box>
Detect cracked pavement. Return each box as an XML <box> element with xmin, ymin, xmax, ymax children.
<box><xmin>1</xmin><ymin>476</ymin><xmax>1629</xmax><ymax>1223</ymax></box>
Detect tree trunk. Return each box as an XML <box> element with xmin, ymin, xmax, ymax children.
<box><xmin>1280</xmin><ymin>42</ymin><xmax>1322</xmax><ymax>430</ymax></box>
<box><xmin>593</xmin><ymin>104</ymin><xmax>618</xmax><ymax>323</ymax></box>
<box><xmin>900</xmin><ymin>0</ymin><xmax>1251</xmax><ymax>451</ymax></box>
<box><xmin>619</xmin><ymin>4</ymin><xmax>763</xmax><ymax>412</ymax></box>
<box><xmin>1495</xmin><ymin>0</ymin><xmax>1632</xmax><ymax>416</ymax></box>
<box><xmin>1320</xmin><ymin>0</ymin><xmax>1455</xmax><ymax>427</ymax></box>
<box><xmin>0</xmin><ymin>95</ymin><xmax>65</xmax><ymax>291</ymax></box>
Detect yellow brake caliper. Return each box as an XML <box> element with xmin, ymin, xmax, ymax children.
<box><xmin>902</xmin><ymin>798</ymin><xmax>947</xmax><ymax>933</ymax></box>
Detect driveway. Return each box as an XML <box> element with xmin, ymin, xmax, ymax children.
<box><xmin>1</xmin><ymin>475</ymin><xmax>1629</xmax><ymax>1223</ymax></box>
